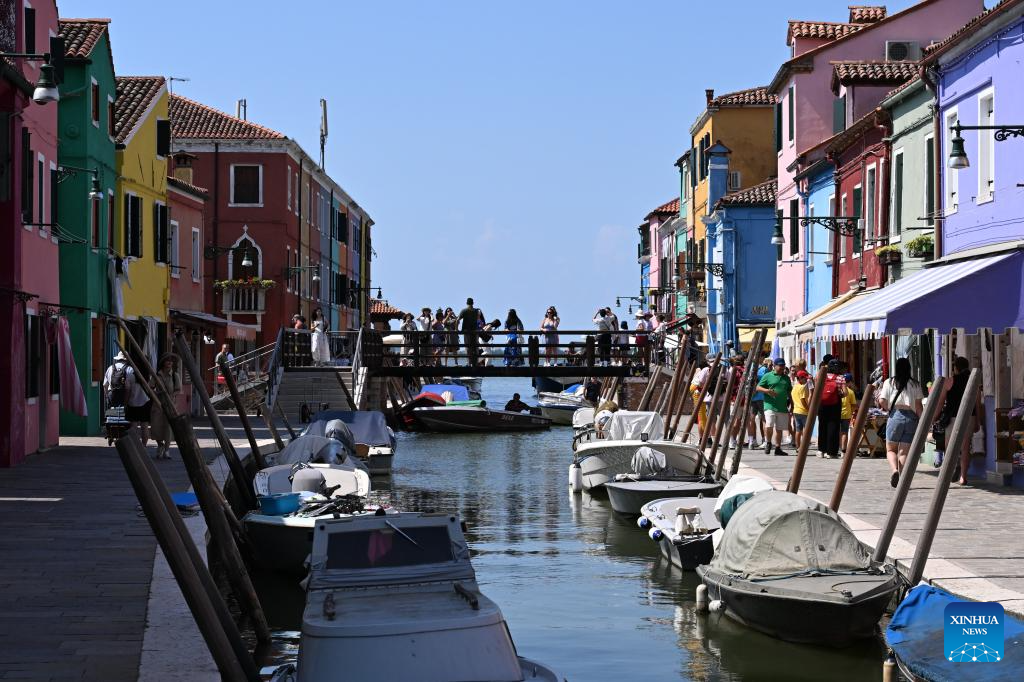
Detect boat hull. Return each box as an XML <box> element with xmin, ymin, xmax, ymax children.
<box><xmin>605</xmin><ymin>480</ymin><xmax>721</xmax><ymax>515</ymax></box>
<box><xmin>243</xmin><ymin>514</ymin><xmax>318</xmax><ymax>576</ymax></box>
<box><xmin>574</xmin><ymin>440</ymin><xmax>701</xmax><ymax>491</ymax></box>
<box><xmin>533</xmin><ymin>375</ymin><xmax>584</xmax><ymax>394</ymax></box>
<box><xmin>539</xmin><ymin>404</ymin><xmax>576</xmax><ymax>425</ymax></box>
<box><xmin>414</xmin><ymin>407</ymin><xmax>551</xmax><ymax>432</ymax></box>
<box><xmin>640</xmin><ymin>497</ymin><xmax>721</xmax><ymax>570</ymax></box>
<box><xmin>697</xmin><ymin>565</ymin><xmax>899</xmax><ymax>646</ymax></box>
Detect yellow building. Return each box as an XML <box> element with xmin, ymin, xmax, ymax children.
<box><xmin>113</xmin><ymin>76</ymin><xmax>170</xmax><ymax>339</ymax></box>
<box><xmin>688</xmin><ymin>86</ymin><xmax>777</xmax><ymax>242</ymax></box>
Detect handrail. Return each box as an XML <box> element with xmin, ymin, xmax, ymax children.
<box><xmin>207</xmin><ymin>341</ymin><xmax>276</xmax><ymax>376</ymax></box>
<box><xmin>264</xmin><ymin>327</ymin><xmax>286</xmax><ymax>410</ymax></box>
<box><xmin>351</xmin><ymin>327</ymin><xmax>365</xmax><ymax>409</ymax></box>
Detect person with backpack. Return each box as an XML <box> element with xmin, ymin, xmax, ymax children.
<box><xmin>816</xmin><ymin>359</ymin><xmax>848</xmax><ymax>460</ymax></box>
<box><xmin>877</xmin><ymin>357</ymin><xmax>924</xmax><ymax>487</ymax></box>
<box><xmin>933</xmin><ymin>356</ymin><xmax>984</xmax><ymax>485</ymax></box>
<box><xmin>103</xmin><ymin>351</ymin><xmax>151</xmax><ymax>447</ymax></box>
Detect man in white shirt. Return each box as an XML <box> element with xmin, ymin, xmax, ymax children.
<box><xmin>103</xmin><ymin>351</ymin><xmax>152</xmax><ymax>446</ymax></box>
<box><xmin>593</xmin><ymin>308</ymin><xmax>615</xmax><ymax>366</ymax></box>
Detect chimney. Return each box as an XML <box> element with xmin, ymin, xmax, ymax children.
<box><xmin>705</xmin><ymin>141</ymin><xmax>732</xmax><ymax>208</ymax></box>
<box><xmin>235</xmin><ymin>98</ymin><xmax>247</xmax><ymax>120</ymax></box>
<box><xmin>705</xmin><ymin>89</ymin><xmax>715</xmax><ymax>106</ymax></box>
<box><xmin>172</xmin><ymin>152</ymin><xmax>195</xmax><ymax>185</ymax></box>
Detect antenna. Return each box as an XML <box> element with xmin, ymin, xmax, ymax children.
<box><xmin>319</xmin><ymin>98</ymin><xmax>328</xmax><ymax>169</ymax></box>
<box><xmin>236</xmin><ymin>98</ymin><xmax>247</xmax><ymax>120</ymax></box>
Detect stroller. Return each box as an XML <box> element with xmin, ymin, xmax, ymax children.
<box><xmin>503</xmin><ymin>333</ymin><xmax>524</xmax><ymax>367</ymax></box>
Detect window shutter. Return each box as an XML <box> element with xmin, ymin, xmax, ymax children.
<box><xmin>776</xmin><ymin>209</ymin><xmax>783</xmax><ymax>262</ymax></box>
<box><xmin>50</xmin><ymin>166</ymin><xmax>58</xmax><ymax>226</ymax></box>
<box><xmin>123</xmin><ymin>194</ymin><xmax>131</xmax><ymax>254</ymax></box>
<box><xmin>21</xmin><ymin>128</ymin><xmax>32</xmax><ymax>223</ymax></box>
<box><xmin>787</xmin><ymin>87</ymin><xmax>795</xmax><ymax>142</ymax></box>
<box><xmin>774</xmin><ymin>102</ymin><xmax>782</xmax><ymax>152</ymax></box>
<box><xmin>153</xmin><ymin>203</ymin><xmax>159</xmax><ymax>261</ymax></box>
<box><xmin>156</xmin><ymin>120</ymin><xmax>171</xmax><ymax>157</ymax></box>
<box><xmin>894</xmin><ymin>155</ymin><xmax>904</xmax><ymax>236</ymax></box>
<box><xmin>852</xmin><ymin>186</ymin><xmax>863</xmax><ymax>254</ymax></box>
<box><xmin>789</xmin><ymin>199</ymin><xmax>799</xmax><ymax>257</ymax></box>
<box><xmin>833</xmin><ymin>96</ymin><xmax>846</xmax><ymax>134</ymax></box>
<box><xmin>0</xmin><ymin>113</ymin><xmax>9</xmax><ymax>202</ymax></box>
<box><xmin>24</xmin><ymin>7</ymin><xmax>36</xmax><ymax>54</ymax></box>
<box><xmin>925</xmin><ymin>140</ymin><xmax>935</xmax><ymax>226</ymax></box>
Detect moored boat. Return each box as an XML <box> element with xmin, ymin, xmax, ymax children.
<box><xmin>533</xmin><ymin>374</ymin><xmax>585</xmax><ymax>394</ymax></box>
<box><xmin>603</xmin><ymin>446</ymin><xmax>721</xmax><ymax>514</ymax></box>
<box><xmin>413</xmin><ymin>405</ymin><xmax>551</xmax><ymax>432</ymax></box>
<box><xmin>305</xmin><ymin>410</ymin><xmax>397</xmax><ymax>475</ymax></box>
<box><xmin>538</xmin><ymin>402</ymin><xmax>578</xmax><ymax>425</ymax></box>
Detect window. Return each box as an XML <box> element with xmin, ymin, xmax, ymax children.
<box><xmin>807</xmin><ymin>203</ymin><xmax>815</xmax><ymax>269</ymax></box>
<box><xmin>839</xmin><ymin>194</ymin><xmax>847</xmax><ymax>259</ymax></box>
<box><xmin>775</xmin><ymin>209</ymin><xmax>783</xmax><ymax>262</ymax></box>
<box><xmin>852</xmin><ymin>185</ymin><xmax>863</xmax><ymax>255</ymax></box>
<box><xmin>169</xmin><ymin>220</ymin><xmax>179</xmax><ymax>276</ymax></box>
<box><xmin>49</xmin><ymin>342</ymin><xmax>59</xmax><ymax>396</ymax></box>
<box><xmin>865</xmin><ymin>165</ymin><xmax>877</xmax><ymax>241</ymax></box>
<box><xmin>107</xmin><ymin>97</ymin><xmax>115</xmax><ymax>138</ymax></box>
<box><xmin>48</xmin><ymin>162</ymin><xmax>57</xmax><ymax>234</ymax></box>
<box><xmin>24</xmin><ymin>6</ymin><xmax>36</xmax><ymax>54</ymax></box>
<box><xmin>833</xmin><ymin>95</ymin><xmax>846</xmax><ymax>134</ymax></box>
<box><xmin>826</xmin><ymin>195</ymin><xmax>835</xmax><ymax>263</ymax></box>
<box><xmin>37</xmin><ymin>157</ymin><xmax>44</xmax><ymax>227</ymax></box>
<box><xmin>294</xmin><ymin>172</ymin><xmax>300</xmax><ymax>215</ymax></box>
<box><xmin>924</xmin><ymin>136</ymin><xmax>935</xmax><ymax>226</ymax></box>
<box><xmin>154</xmin><ymin>202</ymin><xmax>169</xmax><ymax>263</ymax></box>
<box><xmin>25</xmin><ymin>314</ymin><xmax>39</xmax><ymax>399</ymax></box>
<box><xmin>287</xmin><ymin>168</ymin><xmax>292</xmax><ymax>210</ymax></box>
<box><xmin>978</xmin><ymin>89</ymin><xmax>995</xmax><ymax>203</ymax></box>
<box><xmin>124</xmin><ymin>194</ymin><xmax>142</xmax><ymax>257</ymax></box>
<box><xmin>774</xmin><ymin>101</ymin><xmax>783</xmax><ymax>152</ymax></box>
<box><xmin>945</xmin><ymin>109</ymin><xmax>959</xmax><ymax>213</ymax></box>
<box><xmin>156</xmin><ymin>120</ymin><xmax>170</xmax><ymax>158</ymax></box>
<box><xmin>230</xmin><ymin>165</ymin><xmax>262</xmax><ymax>205</ymax></box>
<box><xmin>893</xmin><ymin>151</ymin><xmax>904</xmax><ymax>237</ymax></box>
<box><xmin>91</xmin><ymin>195</ymin><xmax>101</xmax><ymax>247</ymax></box>
<box><xmin>191</xmin><ymin>228</ymin><xmax>201</xmax><ymax>282</ymax></box>
<box><xmin>789</xmin><ymin>198</ymin><xmax>799</xmax><ymax>257</ymax></box>
<box><xmin>107</xmin><ymin>193</ymin><xmax>115</xmax><ymax>251</ymax></box>
<box><xmin>91</xmin><ymin>80</ymin><xmax>100</xmax><ymax>126</ymax></box>
<box><xmin>21</xmin><ymin>129</ymin><xmax>32</xmax><ymax>224</ymax></box>
<box><xmin>787</xmin><ymin>86</ymin><xmax>795</xmax><ymax>142</ymax></box>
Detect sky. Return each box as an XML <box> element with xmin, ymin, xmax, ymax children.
<box><xmin>60</xmin><ymin>0</ymin><xmax>943</xmax><ymax>328</ymax></box>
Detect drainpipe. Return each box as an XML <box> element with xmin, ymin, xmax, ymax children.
<box><xmin>213</xmin><ymin>142</ymin><xmax>220</xmax><ymax>311</ymax></box>
<box><xmin>920</xmin><ymin>65</ymin><xmax>942</xmax><ymax>260</ymax></box>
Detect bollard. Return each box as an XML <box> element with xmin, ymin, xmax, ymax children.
<box><xmin>695</xmin><ymin>584</ymin><xmax>709</xmax><ymax>613</ymax></box>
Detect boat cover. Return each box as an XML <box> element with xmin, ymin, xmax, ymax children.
<box><xmin>275</xmin><ymin>435</ymin><xmax>338</xmax><ymax>465</ymax></box>
<box><xmin>713</xmin><ymin>475</ymin><xmax>774</xmax><ymax>525</ymax></box>
<box><xmin>422</xmin><ymin>384</ymin><xmax>470</xmax><ymax>401</ymax></box>
<box><xmin>605</xmin><ymin>411</ymin><xmax>664</xmax><ymax>441</ymax></box>
<box><xmin>709</xmin><ymin>491</ymin><xmax>872</xmax><ymax>578</ymax></box>
<box><xmin>299</xmin><ymin>419</ymin><xmax>357</xmax><ymax>454</ymax></box>
<box><xmin>631</xmin><ymin>447</ymin><xmax>669</xmax><ymax>477</ymax></box>
<box><xmin>310</xmin><ymin>410</ymin><xmax>396</xmax><ymax>448</ymax></box>
<box><xmin>887</xmin><ymin>584</ymin><xmax>1023</xmax><ymax>680</ymax></box>
<box><xmin>572</xmin><ymin>408</ymin><xmax>595</xmax><ymax>429</ymax></box>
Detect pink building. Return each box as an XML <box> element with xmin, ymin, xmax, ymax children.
<box><xmin>644</xmin><ymin>198</ymin><xmax>680</xmax><ymax>316</ymax></box>
<box><xmin>769</xmin><ymin>1</ymin><xmax>982</xmax><ymax>324</ymax></box>
<box><xmin>0</xmin><ymin>0</ymin><xmax>61</xmax><ymax>466</ymax></box>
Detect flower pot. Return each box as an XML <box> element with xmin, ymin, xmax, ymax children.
<box><xmin>877</xmin><ymin>250</ymin><xmax>902</xmax><ymax>266</ymax></box>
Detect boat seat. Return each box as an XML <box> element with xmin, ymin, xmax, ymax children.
<box><xmin>292</xmin><ymin>467</ymin><xmax>330</xmax><ymax>495</ymax></box>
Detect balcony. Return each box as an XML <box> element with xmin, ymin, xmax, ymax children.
<box><xmin>638</xmin><ymin>243</ymin><xmax>652</xmax><ymax>265</ymax></box>
<box><xmin>220</xmin><ymin>285</ymin><xmax>267</xmax><ymax>314</ymax></box>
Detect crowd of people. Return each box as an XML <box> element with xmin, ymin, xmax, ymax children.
<box><xmin>690</xmin><ymin>350</ymin><xmax>984</xmax><ymax>488</ymax></box>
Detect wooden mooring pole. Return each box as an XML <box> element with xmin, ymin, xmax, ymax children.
<box><xmin>787</xmin><ymin>364</ymin><xmax>828</xmax><ymax>494</ymax></box>
<box><xmin>680</xmin><ymin>353</ymin><xmax>722</xmax><ymax>442</ymax></box>
<box><xmin>713</xmin><ymin>329</ymin><xmax>766</xmax><ymax>479</ymax></box>
<box><xmin>667</xmin><ymin>360</ymin><xmax>698</xmax><ymax>440</ymax></box>
<box><xmin>829</xmin><ymin>383</ymin><xmax>875</xmax><ymax>512</ymax></box>
<box><xmin>218</xmin><ymin>356</ymin><xmax>264</xmax><ymax>464</ymax></box>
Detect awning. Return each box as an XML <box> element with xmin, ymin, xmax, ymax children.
<box><xmin>170</xmin><ymin>309</ymin><xmax>257</xmax><ymax>341</ymax></box>
<box><xmin>777</xmin><ymin>289</ymin><xmax>860</xmax><ymax>344</ymax></box>
<box><xmin>737</xmin><ymin>326</ymin><xmax>775</xmax><ymax>348</ymax></box>
<box><xmin>815</xmin><ymin>252</ymin><xmax>1024</xmax><ymax>340</ymax></box>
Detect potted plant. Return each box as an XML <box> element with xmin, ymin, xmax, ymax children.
<box><xmin>905</xmin><ymin>234</ymin><xmax>935</xmax><ymax>260</ymax></box>
<box><xmin>875</xmin><ymin>244</ymin><xmax>902</xmax><ymax>266</ymax></box>
<box><xmin>213</xmin><ymin>277</ymin><xmax>277</xmax><ymax>291</ymax></box>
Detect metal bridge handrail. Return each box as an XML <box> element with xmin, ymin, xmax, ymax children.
<box><xmin>351</xmin><ymin>327</ymin><xmax>365</xmax><ymax>409</ymax></box>
<box><xmin>265</xmin><ymin>327</ymin><xmax>286</xmax><ymax>409</ymax></box>
<box><xmin>207</xmin><ymin>341</ymin><xmax>276</xmax><ymax>376</ymax></box>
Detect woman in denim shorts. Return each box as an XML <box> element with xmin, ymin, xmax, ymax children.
<box><xmin>878</xmin><ymin>358</ymin><xmax>924</xmax><ymax>488</ymax></box>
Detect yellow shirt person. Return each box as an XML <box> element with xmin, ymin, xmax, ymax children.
<box><xmin>841</xmin><ymin>386</ymin><xmax>857</xmax><ymax>421</ymax></box>
<box><xmin>792</xmin><ymin>379</ymin><xmax>809</xmax><ymax>416</ymax></box>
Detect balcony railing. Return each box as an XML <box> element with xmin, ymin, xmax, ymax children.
<box><xmin>221</xmin><ymin>286</ymin><xmax>266</xmax><ymax>314</ymax></box>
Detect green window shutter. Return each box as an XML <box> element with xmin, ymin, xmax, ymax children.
<box><xmin>156</xmin><ymin>120</ymin><xmax>171</xmax><ymax>157</ymax></box>
<box><xmin>894</xmin><ymin>155</ymin><xmax>904</xmax><ymax>236</ymax></box>
<box><xmin>925</xmin><ymin>140</ymin><xmax>935</xmax><ymax>226</ymax></box>
<box><xmin>833</xmin><ymin>96</ymin><xmax>846</xmax><ymax>134</ymax></box>
<box><xmin>789</xmin><ymin>199</ymin><xmax>799</xmax><ymax>257</ymax></box>
<box><xmin>21</xmin><ymin>128</ymin><xmax>32</xmax><ymax>223</ymax></box>
<box><xmin>852</xmin><ymin>186</ymin><xmax>863</xmax><ymax>254</ymax></box>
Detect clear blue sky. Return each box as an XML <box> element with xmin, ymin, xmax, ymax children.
<box><xmin>63</xmin><ymin>0</ymin><xmax>944</xmax><ymax>328</ymax></box>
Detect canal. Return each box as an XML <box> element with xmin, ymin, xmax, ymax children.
<box><xmin>257</xmin><ymin>377</ymin><xmax>888</xmax><ymax>681</ymax></box>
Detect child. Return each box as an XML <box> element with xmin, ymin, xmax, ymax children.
<box><xmin>791</xmin><ymin>370</ymin><xmax>810</xmax><ymax>452</ymax></box>
<box><xmin>840</xmin><ymin>372</ymin><xmax>857</xmax><ymax>454</ymax></box>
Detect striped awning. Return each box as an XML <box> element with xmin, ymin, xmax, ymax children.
<box><xmin>815</xmin><ymin>252</ymin><xmax>1024</xmax><ymax>340</ymax></box>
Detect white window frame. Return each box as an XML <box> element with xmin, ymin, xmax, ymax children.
<box><xmin>169</xmin><ymin>219</ymin><xmax>180</xmax><ymax>278</ymax></box>
<box><xmin>891</xmin><ymin>148</ymin><xmax>904</xmax><ymax>242</ymax></box>
<box><xmin>286</xmin><ymin>246</ymin><xmax>291</xmax><ymax>292</ymax></box>
<box><xmin>978</xmin><ymin>87</ymin><xmax>995</xmax><ymax>204</ymax></box>
<box><xmin>865</xmin><ymin>164</ymin><xmax>877</xmax><ymax>248</ymax></box>
<box><xmin>839</xmin><ymin>192</ymin><xmax>847</xmax><ymax>261</ymax></box>
<box><xmin>90</xmin><ymin>77</ymin><xmax>100</xmax><ymax>127</ymax></box>
<box><xmin>191</xmin><ymin>227</ymin><xmax>201</xmax><ymax>283</ymax></box>
<box><xmin>787</xmin><ymin>84</ymin><xmax>796</xmax><ymax>147</ymax></box>
<box><xmin>826</xmin><ymin>194</ymin><xmax>835</xmax><ymax>263</ymax></box>
<box><xmin>107</xmin><ymin>94</ymin><xmax>115</xmax><ymax>142</ymax></box>
<box><xmin>945</xmin><ymin>107</ymin><xmax>959</xmax><ymax>215</ymax></box>
<box><xmin>294</xmin><ymin>173</ymin><xmax>300</xmax><ymax>216</ymax></box>
<box><xmin>923</xmin><ymin>134</ymin><xmax>936</xmax><ymax>227</ymax></box>
<box><xmin>852</xmin><ymin>183</ymin><xmax>863</xmax><ymax>259</ymax></box>
<box><xmin>228</xmin><ymin>164</ymin><xmax>263</xmax><ymax>207</ymax></box>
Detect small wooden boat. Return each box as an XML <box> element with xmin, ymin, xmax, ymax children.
<box><xmin>638</xmin><ymin>496</ymin><xmax>720</xmax><ymax>569</ymax></box>
<box><xmin>697</xmin><ymin>490</ymin><xmax>899</xmax><ymax>646</ymax></box>
<box><xmin>413</xmin><ymin>406</ymin><xmax>551</xmax><ymax>432</ymax></box>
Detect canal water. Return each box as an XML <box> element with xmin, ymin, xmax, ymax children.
<box><xmin>257</xmin><ymin>377</ymin><xmax>888</xmax><ymax>681</ymax></box>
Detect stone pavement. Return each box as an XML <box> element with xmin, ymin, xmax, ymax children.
<box><xmin>714</xmin><ymin>438</ymin><xmax>1024</xmax><ymax>616</ymax></box>
<box><xmin>0</xmin><ymin>416</ymin><xmax>266</xmax><ymax>681</ymax></box>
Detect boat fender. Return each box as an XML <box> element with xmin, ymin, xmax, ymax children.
<box><xmin>709</xmin><ymin>599</ymin><xmax>725</xmax><ymax>612</ymax></box>
<box><xmin>695</xmin><ymin>584</ymin><xmax>708</xmax><ymax>612</ymax></box>
<box><xmin>568</xmin><ymin>463</ymin><xmax>583</xmax><ymax>493</ymax></box>
<box><xmin>882</xmin><ymin>650</ymin><xmax>896</xmax><ymax>682</ymax></box>
<box><xmin>648</xmin><ymin>527</ymin><xmax>663</xmax><ymax>542</ymax></box>
<box><xmin>637</xmin><ymin>516</ymin><xmax>652</xmax><ymax>530</ymax></box>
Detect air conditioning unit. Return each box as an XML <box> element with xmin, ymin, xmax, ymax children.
<box><xmin>885</xmin><ymin>41</ymin><xmax>920</xmax><ymax>61</ymax></box>
<box><xmin>728</xmin><ymin>171</ymin><xmax>741</xmax><ymax>191</ymax></box>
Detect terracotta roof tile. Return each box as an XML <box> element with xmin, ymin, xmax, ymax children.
<box><xmin>646</xmin><ymin>197</ymin><xmax>680</xmax><ymax>219</ymax></box>
<box><xmin>370</xmin><ymin>300</ymin><xmax>405</xmax><ymax>318</ymax></box>
<box><xmin>114</xmin><ymin>76</ymin><xmax>165</xmax><ymax>145</ymax></box>
<box><xmin>710</xmin><ymin>86</ymin><xmax>778</xmax><ymax>107</ymax></box>
<box><xmin>923</xmin><ymin>0</ymin><xmax>1022</xmax><ymax>60</ymax></box>
<box><xmin>170</xmin><ymin>94</ymin><xmax>286</xmax><ymax>140</ymax></box>
<box><xmin>788</xmin><ymin>20</ymin><xmax>863</xmax><ymax>42</ymax></box>
<box><xmin>167</xmin><ymin>175</ymin><xmax>209</xmax><ymax>198</ymax></box>
<box><xmin>717</xmin><ymin>178</ymin><xmax>777</xmax><ymax>207</ymax></box>
<box><xmin>881</xmin><ymin>75</ymin><xmax>924</xmax><ymax>102</ymax></box>
<box><xmin>58</xmin><ymin>19</ymin><xmax>110</xmax><ymax>59</ymax></box>
<box><xmin>848</xmin><ymin>6</ymin><xmax>887</xmax><ymax>23</ymax></box>
<box><xmin>831</xmin><ymin>60</ymin><xmax>918</xmax><ymax>92</ymax></box>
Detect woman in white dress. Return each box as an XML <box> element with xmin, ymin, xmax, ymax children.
<box><xmin>310</xmin><ymin>308</ymin><xmax>331</xmax><ymax>366</ymax></box>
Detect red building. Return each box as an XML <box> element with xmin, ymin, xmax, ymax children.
<box><xmin>169</xmin><ymin>95</ymin><xmax>370</xmax><ymax>351</ymax></box>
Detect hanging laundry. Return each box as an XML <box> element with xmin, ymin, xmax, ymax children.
<box><xmin>56</xmin><ymin>317</ymin><xmax>88</xmax><ymax>417</ymax></box>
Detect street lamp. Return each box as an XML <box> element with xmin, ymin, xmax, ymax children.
<box><xmin>1</xmin><ymin>37</ymin><xmax>65</xmax><ymax>105</ymax></box>
<box><xmin>283</xmin><ymin>265</ymin><xmax>320</xmax><ymax>283</ymax></box>
<box><xmin>204</xmin><ymin>244</ymin><xmax>253</xmax><ymax>267</ymax></box>
<box><xmin>946</xmin><ymin>120</ymin><xmax>1024</xmax><ymax>169</ymax></box>
<box><xmin>771</xmin><ymin>213</ymin><xmax>860</xmax><ymax>245</ymax></box>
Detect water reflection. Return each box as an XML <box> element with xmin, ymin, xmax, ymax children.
<box><xmin>253</xmin><ymin>378</ymin><xmax>888</xmax><ymax>680</ymax></box>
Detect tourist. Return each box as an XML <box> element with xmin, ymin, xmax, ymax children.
<box><xmin>214</xmin><ymin>343</ymin><xmax>234</xmax><ymax>394</ymax></box>
<box><xmin>505</xmin><ymin>308</ymin><xmax>525</xmax><ymax>365</ymax></box>
<box><xmin>584</xmin><ymin>376</ymin><xmax>602</xmax><ymax>405</ymax></box>
<box><xmin>757</xmin><ymin>358</ymin><xmax>792</xmax><ymax>456</ymax></box>
<box><xmin>817</xmin><ymin>359</ymin><xmax>848</xmax><ymax>460</ymax></box>
<box><xmin>311</xmin><ymin>308</ymin><xmax>331</xmax><ymax>366</ymax></box>
<box><xmin>150</xmin><ymin>353</ymin><xmax>182</xmax><ymax>459</ymax></box>
<box><xmin>593</xmin><ymin>308</ymin><xmax>614</xmax><ymax>366</ymax></box>
<box><xmin>443</xmin><ymin>307</ymin><xmax>458</xmax><ymax>365</ymax></box>
<box><xmin>416</xmin><ymin>307</ymin><xmax>432</xmax><ymax>332</ymax></box>
<box><xmin>634</xmin><ymin>314</ymin><xmax>649</xmax><ymax>366</ymax></box>
<box><xmin>840</xmin><ymin>372</ymin><xmax>857</xmax><ymax>453</ymax></box>
<box><xmin>616</xmin><ymin>320</ymin><xmax>630</xmax><ymax>366</ymax></box>
<box><xmin>877</xmin><ymin>357</ymin><xmax>924</xmax><ymax>487</ymax></box>
<box><xmin>480</xmin><ymin>318</ymin><xmax>501</xmax><ymax>366</ymax></box>
<box><xmin>458</xmin><ymin>298</ymin><xmax>480</xmax><ymax>366</ymax></box>
<box><xmin>504</xmin><ymin>393</ymin><xmax>532</xmax><ymax>413</ymax></box>
<box><xmin>400</xmin><ymin>313</ymin><xmax>417</xmax><ymax>366</ymax></box>
<box><xmin>935</xmin><ymin>356</ymin><xmax>984</xmax><ymax>485</ymax></box>
<box><xmin>431</xmin><ymin>309</ymin><xmax>447</xmax><ymax>365</ymax></box>
<box><xmin>748</xmin><ymin>357</ymin><xmax>769</xmax><ymax>448</ymax></box>
<box><xmin>540</xmin><ymin>306</ymin><xmax>560</xmax><ymax>366</ymax></box>
<box><xmin>103</xmin><ymin>351</ymin><xmax>150</xmax><ymax>446</ymax></box>
<box><xmin>293</xmin><ymin>314</ymin><xmax>307</xmax><ymax>330</ymax></box>
<box><xmin>690</xmin><ymin>353</ymin><xmax>720</xmax><ymax>436</ymax></box>
<box><xmin>791</xmin><ymin>370</ymin><xmax>810</xmax><ymax>452</ymax></box>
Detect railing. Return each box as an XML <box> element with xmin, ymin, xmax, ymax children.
<box><xmin>264</xmin><ymin>327</ymin><xmax>286</xmax><ymax>410</ymax></box>
<box><xmin>221</xmin><ymin>286</ymin><xmax>266</xmax><ymax>314</ymax></box>
<box><xmin>209</xmin><ymin>341</ymin><xmax>276</xmax><ymax>390</ymax></box>
<box><xmin>279</xmin><ymin>329</ymin><xmax>361</xmax><ymax>368</ymax></box>
<box><xmin>351</xmin><ymin>327</ymin><xmax>366</xmax><ymax>409</ymax></box>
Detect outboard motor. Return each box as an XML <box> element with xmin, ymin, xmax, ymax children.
<box><xmin>291</xmin><ymin>466</ymin><xmax>329</xmax><ymax>495</ymax></box>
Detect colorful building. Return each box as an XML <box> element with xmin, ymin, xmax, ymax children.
<box><xmin>55</xmin><ymin>18</ymin><xmax>117</xmax><ymax>436</ymax></box>
<box><xmin>1</xmin><ymin>0</ymin><xmax>62</xmax><ymax>466</ymax></box>
<box><xmin>643</xmin><ymin>198</ymin><xmax>680</xmax><ymax>316</ymax></box>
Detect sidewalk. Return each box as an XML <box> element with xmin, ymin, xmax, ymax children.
<box><xmin>0</xmin><ymin>416</ymin><xmax>266</xmax><ymax>681</ymax></box>
<box><xmin>718</xmin><ymin>439</ymin><xmax>1024</xmax><ymax>616</ymax></box>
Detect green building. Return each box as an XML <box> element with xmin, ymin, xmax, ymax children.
<box><xmin>56</xmin><ymin>19</ymin><xmax>118</xmax><ymax>435</ymax></box>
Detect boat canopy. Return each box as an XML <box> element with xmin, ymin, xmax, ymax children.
<box><xmin>311</xmin><ymin>410</ymin><xmax>396</xmax><ymax>448</ymax></box>
<box><xmin>275</xmin><ymin>434</ymin><xmax>353</xmax><ymax>466</ymax></box>
<box><xmin>422</xmin><ymin>384</ymin><xmax>470</xmax><ymax>402</ymax></box>
<box><xmin>709</xmin><ymin>491</ymin><xmax>872</xmax><ymax>578</ymax></box>
<box><xmin>299</xmin><ymin>419</ymin><xmax>357</xmax><ymax>454</ymax></box>
<box><xmin>572</xmin><ymin>408</ymin><xmax>595</xmax><ymax>429</ymax></box>
<box><xmin>713</xmin><ymin>475</ymin><xmax>775</xmax><ymax>526</ymax></box>
<box><xmin>605</xmin><ymin>411</ymin><xmax>664</xmax><ymax>441</ymax></box>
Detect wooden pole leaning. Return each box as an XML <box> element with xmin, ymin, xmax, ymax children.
<box><xmin>872</xmin><ymin>375</ymin><xmax>950</xmax><ymax>563</ymax></box>
<box><xmin>829</xmin><ymin>383</ymin><xmax>875</xmax><ymax>512</ymax></box>
<box><xmin>218</xmin><ymin>357</ymin><xmax>262</xmax><ymax>465</ymax></box>
<box><xmin>680</xmin><ymin>353</ymin><xmax>722</xmax><ymax>442</ymax></box>
<box><xmin>699</xmin><ymin>363</ymin><xmax>729</xmax><ymax>453</ymax></box>
<box><xmin>638</xmin><ymin>363</ymin><xmax>661</xmax><ymax>411</ymax></box>
<box><xmin>728</xmin><ymin>329</ymin><xmax>769</xmax><ymax>478</ymax></box>
<box><xmin>714</xmin><ymin>328</ymin><xmax>766</xmax><ymax>480</ymax></box>
<box><xmin>706</xmin><ymin>362</ymin><xmax>738</xmax><ymax>474</ymax></box>
<box><xmin>662</xmin><ymin>344</ymin><xmax>687</xmax><ymax>423</ymax></box>
<box><xmin>907</xmin><ymin>369</ymin><xmax>981</xmax><ymax>585</ymax></box>
<box><xmin>275</xmin><ymin>402</ymin><xmax>297</xmax><ymax>439</ymax></box>
<box><xmin>787</xmin><ymin>364</ymin><xmax>828</xmax><ymax>494</ymax></box>
<box><xmin>115</xmin><ymin>433</ymin><xmax>255</xmax><ymax>682</ymax></box>
<box><xmin>260</xmin><ymin>408</ymin><xmax>286</xmax><ymax>450</ymax></box>
<box><xmin>667</xmin><ymin>360</ymin><xmax>698</xmax><ymax>440</ymax></box>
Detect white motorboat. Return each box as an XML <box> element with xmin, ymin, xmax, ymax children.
<box><xmin>603</xmin><ymin>446</ymin><xmax>722</xmax><ymax>515</ymax></box>
<box><xmin>303</xmin><ymin>410</ymin><xmax>397</xmax><ymax>475</ymax></box>
<box><xmin>267</xmin><ymin>512</ymin><xmax>563</xmax><ymax>682</ymax></box>
<box><xmin>413</xmin><ymin>405</ymin><xmax>551</xmax><ymax>432</ymax></box>
<box><xmin>571</xmin><ymin>412</ymin><xmax>701</xmax><ymax>491</ymax></box>
<box><xmin>538</xmin><ymin>402</ymin><xmax>577</xmax><ymax>425</ymax></box>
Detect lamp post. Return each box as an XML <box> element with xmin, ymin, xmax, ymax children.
<box><xmin>283</xmin><ymin>265</ymin><xmax>320</xmax><ymax>284</ymax></box>
<box><xmin>204</xmin><ymin>244</ymin><xmax>254</xmax><ymax>268</ymax></box>
<box><xmin>947</xmin><ymin>120</ymin><xmax>1024</xmax><ymax>169</ymax></box>
<box><xmin>1</xmin><ymin>37</ymin><xmax>65</xmax><ymax>105</ymax></box>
